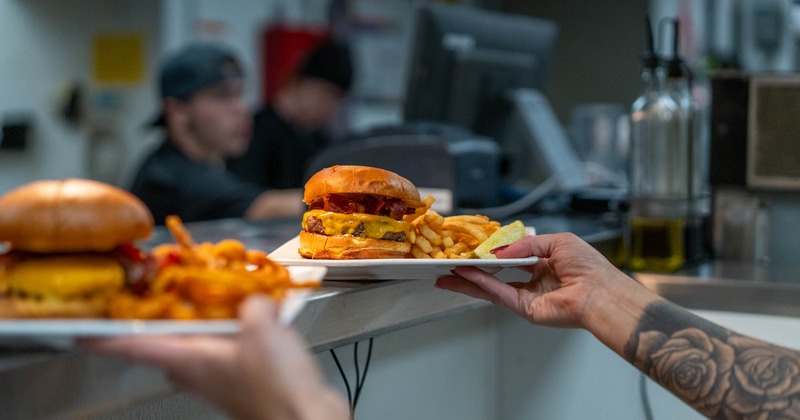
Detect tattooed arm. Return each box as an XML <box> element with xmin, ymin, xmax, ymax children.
<box><xmin>436</xmin><ymin>233</ymin><xmax>800</xmax><ymax>419</ymax></box>
<box><xmin>624</xmin><ymin>300</ymin><xmax>800</xmax><ymax>419</ymax></box>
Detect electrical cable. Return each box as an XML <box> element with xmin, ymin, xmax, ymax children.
<box><xmin>459</xmin><ymin>161</ymin><xmax>628</xmax><ymax>220</ymax></box>
<box><xmin>354</xmin><ymin>341</ymin><xmax>361</xmax><ymax>397</ymax></box>
<box><xmin>353</xmin><ymin>338</ymin><xmax>374</xmax><ymax>408</ymax></box>
<box><xmin>329</xmin><ymin>348</ymin><xmax>353</xmax><ymax>408</ymax></box>
<box><xmin>330</xmin><ymin>337</ymin><xmax>375</xmax><ymax>417</ymax></box>
<box><xmin>640</xmin><ymin>372</ymin><xmax>655</xmax><ymax>420</ymax></box>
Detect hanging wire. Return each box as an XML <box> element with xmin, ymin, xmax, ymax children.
<box><xmin>354</xmin><ymin>341</ymin><xmax>361</xmax><ymax>398</ymax></box>
<box><xmin>329</xmin><ymin>348</ymin><xmax>353</xmax><ymax>409</ymax></box>
<box><xmin>353</xmin><ymin>338</ymin><xmax>374</xmax><ymax>408</ymax></box>
<box><xmin>330</xmin><ymin>337</ymin><xmax>376</xmax><ymax>417</ymax></box>
<box><xmin>640</xmin><ymin>372</ymin><xmax>655</xmax><ymax>420</ymax></box>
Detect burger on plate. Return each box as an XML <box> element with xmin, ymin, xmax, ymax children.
<box><xmin>0</xmin><ymin>179</ymin><xmax>154</xmax><ymax>318</ymax></box>
<box><xmin>300</xmin><ymin>165</ymin><xmax>423</xmax><ymax>259</ymax></box>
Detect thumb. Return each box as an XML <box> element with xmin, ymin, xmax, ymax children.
<box><xmin>492</xmin><ymin>234</ymin><xmax>558</xmax><ymax>259</ymax></box>
<box><xmin>239</xmin><ymin>295</ymin><xmax>279</xmax><ymax>333</ymax></box>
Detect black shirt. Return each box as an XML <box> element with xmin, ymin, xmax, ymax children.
<box><xmin>228</xmin><ymin>106</ymin><xmax>329</xmax><ymax>189</ymax></box>
<box><xmin>130</xmin><ymin>140</ymin><xmax>265</xmax><ymax>224</ymax></box>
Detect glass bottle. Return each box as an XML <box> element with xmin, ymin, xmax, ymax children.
<box><xmin>628</xmin><ymin>18</ymin><xmax>688</xmax><ymax>272</ymax></box>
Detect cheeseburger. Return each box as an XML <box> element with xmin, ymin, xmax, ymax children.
<box><xmin>300</xmin><ymin>166</ymin><xmax>422</xmax><ymax>259</ymax></box>
<box><xmin>0</xmin><ymin>179</ymin><xmax>154</xmax><ymax>318</ymax></box>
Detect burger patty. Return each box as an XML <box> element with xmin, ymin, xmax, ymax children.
<box><xmin>381</xmin><ymin>231</ymin><xmax>407</xmax><ymax>242</ymax></box>
<box><xmin>306</xmin><ymin>216</ymin><xmax>407</xmax><ymax>243</ymax></box>
<box><xmin>305</xmin><ymin>216</ymin><xmax>325</xmax><ymax>235</ymax></box>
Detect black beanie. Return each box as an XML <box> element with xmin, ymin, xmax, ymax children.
<box><xmin>297</xmin><ymin>41</ymin><xmax>354</xmax><ymax>92</ymax></box>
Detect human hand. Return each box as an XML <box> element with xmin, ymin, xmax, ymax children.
<box><xmin>436</xmin><ymin>233</ymin><xmax>647</xmax><ymax>330</ymax></box>
<box><xmin>247</xmin><ymin>189</ymin><xmax>304</xmax><ymax>220</ymax></box>
<box><xmin>82</xmin><ymin>296</ymin><xmax>349</xmax><ymax>420</ymax></box>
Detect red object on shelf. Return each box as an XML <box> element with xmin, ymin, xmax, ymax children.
<box><xmin>261</xmin><ymin>25</ymin><xmax>330</xmax><ymax>102</ymax></box>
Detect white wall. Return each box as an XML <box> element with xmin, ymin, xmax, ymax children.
<box><xmin>497</xmin><ymin>308</ymin><xmax>800</xmax><ymax>420</ymax></box>
<box><xmin>497</xmin><ymin>309</ymin><xmax>702</xmax><ymax>420</ymax></box>
<box><xmin>0</xmin><ymin>0</ymin><xmax>161</xmax><ymax>194</ymax></box>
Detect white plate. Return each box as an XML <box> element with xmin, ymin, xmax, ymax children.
<box><xmin>0</xmin><ymin>265</ymin><xmax>326</xmax><ymax>341</ymax></box>
<box><xmin>269</xmin><ymin>233</ymin><xmax>538</xmax><ymax>281</ymax></box>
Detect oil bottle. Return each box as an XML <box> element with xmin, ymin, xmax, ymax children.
<box><xmin>628</xmin><ymin>17</ymin><xmax>690</xmax><ymax>272</ymax></box>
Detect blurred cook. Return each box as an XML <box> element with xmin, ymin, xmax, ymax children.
<box><xmin>228</xmin><ymin>41</ymin><xmax>353</xmax><ymax>189</ymax></box>
<box><xmin>130</xmin><ymin>43</ymin><xmax>302</xmax><ymax>224</ymax></box>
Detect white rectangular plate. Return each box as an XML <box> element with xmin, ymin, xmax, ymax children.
<box><xmin>0</xmin><ymin>266</ymin><xmax>326</xmax><ymax>339</ymax></box>
<box><xmin>269</xmin><ymin>235</ymin><xmax>538</xmax><ymax>281</ymax></box>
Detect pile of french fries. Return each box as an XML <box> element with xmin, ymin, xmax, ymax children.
<box><xmin>404</xmin><ymin>196</ymin><xmax>500</xmax><ymax>259</ymax></box>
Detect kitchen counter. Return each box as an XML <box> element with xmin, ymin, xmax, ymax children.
<box><xmin>0</xmin><ymin>214</ymin><xmax>620</xmax><ymax>418</ymax></box>
<box><xmin>635</xmin><ymin>260</ymin><xmax>800</xmax><ymax>318</ymax></box>
<box><xmin>2</xmin><ymin>213</ymin><xmax>799</xmax><ymax>418</ymax></box>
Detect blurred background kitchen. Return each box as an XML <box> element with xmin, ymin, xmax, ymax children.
<box><xmin>4</xmin><ymin>0</ymin><xmax>800</xmax><ymax>267</ymax></box>
<box><xmin>0</xmin><ymin>0</ymin><xmax>647</xmax><ymax>191</ymax></box>
<box><xmin>3</xmin><ymin>0</ymin><xmax>800</xmax><ymax>418</ymax></box>
<box><xmin>0</xmin><ymin>0</ymin><xmax>785</xmax><ymax>189</ymax></box>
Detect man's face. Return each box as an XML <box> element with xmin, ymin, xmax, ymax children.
<box><xmin>293</xmin><ymin>78</ymin><xmax>344</xmax><ymax>131</ymax></box>
<box><xmin>176</xmin><ymin>79</ymin><xmax>252</xmax><ymax>158</ymax></box>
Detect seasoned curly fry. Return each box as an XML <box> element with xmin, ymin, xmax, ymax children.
<box><xmin>110</xmin><ymin>217</ymin><xmax>316</xmax><ymax>320</ymax></box>
<box><xmin>166</xmin><ymin>215</ymin><xmax>195</xmax><ymax>249</ymax></box>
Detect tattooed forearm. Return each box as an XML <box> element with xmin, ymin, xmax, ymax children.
<box><xmin>624</xmin><ymin>301</ymin><xmax>800</xmax><ymax>419</ymax></box>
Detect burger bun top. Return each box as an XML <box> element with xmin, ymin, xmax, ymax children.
<box><xmin>0</xmin><ymin>179</ymin><xmax>154</xmax><ymax>253</ymax></box>
<box><xmin>303</xmin><ymin>165</ymin><xmax>422</xmax><ymax>208</ymax></box>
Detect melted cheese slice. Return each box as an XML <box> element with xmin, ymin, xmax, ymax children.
<box><xmin>5</xmin><ymin>255</ymin><xmax>123</xmax><ymax>299</ymax></box>
<box><xmin>302</xmin><ymin>209</ymin><xmax>409</xmax><ymax>240</ymax></box>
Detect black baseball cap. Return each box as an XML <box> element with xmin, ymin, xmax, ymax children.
<box><xmin>149</xmin><ymin>43</ymin><xmax>243</xmax><ymax>127</ymax></box>
<box><xmin>297</xmin><ymin>41</ymin><xmax>353</xmax><ymax>92</ymax></box>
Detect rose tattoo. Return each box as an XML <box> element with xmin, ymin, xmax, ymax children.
<box><xmin>625</xmin><ymin>301</ymin><xmax>800</xmax><ymax>419</ymax></box>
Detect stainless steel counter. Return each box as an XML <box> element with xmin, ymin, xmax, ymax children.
<box><xmin>3</xmin><ymin>214</ymin><xmax>798</xmax><ymax>418</ymax></box>
<box><xmin>635</xmin><ymin>261</ymin><xmax>800</xmax><ymax>318</ymax></box>
<box><xmin>0</xmin><ymin>214</ymin><xmax>620</xmax><ymax>418</ymax></box>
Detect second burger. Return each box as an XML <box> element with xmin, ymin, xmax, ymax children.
<box><xmin>300</xmin><ymin>165</ymin><xmax>423</xmax><ymax>259</ymax></box>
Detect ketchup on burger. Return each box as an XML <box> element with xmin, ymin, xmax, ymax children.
<box><xmin>299</xmin><ymin>165</ymin><xmax>423</xmax><ymax>259</ymax></box>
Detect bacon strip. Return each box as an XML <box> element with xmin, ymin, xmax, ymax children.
<box><xmin>318</xmin><ymin>194</ymin><xmax>411</xmax><ymax>221</ymax></box>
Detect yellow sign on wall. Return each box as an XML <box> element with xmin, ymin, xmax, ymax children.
<box><xmin>92</xmin><ymin>33</ymin><xmax>145</xmax><ymax>84</ymax></box>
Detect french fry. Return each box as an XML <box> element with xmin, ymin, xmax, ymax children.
<box><xmin>442</xmin><ymin>236</ymin><xmax>455</xmax><ymax>249</ymax></box>
<box><xmin>419</xmin><ymin>224</ymin><xmax>442</xmax><ymax>247</ymax></box>
<box><xmin>424</xmin><ymin>210</ymin><xmax>445</xmax><ymax>229</ymax></box>
<box><xmin>411</xmin><ymin>246</ymin><xmax>432</xmax><ymax>259</ymax></box>
<box><xmin>415</xmin><ymin>236</ymin><xmax>433</xmax><ymax>254</ymax></box>
<box><xmin>109</xmin><ymin>217</ymin><xmax>314</xmax><ymax>320</ymax></box>
<box><xmin>442</xmin><ymin>220</ymin><xmax>489</xmax><ymax>242</ymax></box>
<box><xmin>409</xmin><ymin>213</ymin><xmax>425</xmax><ymax>225</ymax></box>
<box><xmin>446</xmin><ymin>215</ymin><xmax>491</xmax><ymax>225</ymax></box>
<box><xmin>451</xmin><ymin>242</ymin><xmax>468</xmax><ymax>255</ymax></box>
<box><xmin>405</xmin><ymin>197</ymin><xmax>512</xmax><ymax>259</ymax></box>
<box><xmin>166</xmin><ymin>215</ymin><xmax>195</xmax><ymax>249</ymax></box>
<box><xmin>422</xmin><ymin>195</ymin><xmax>435</xmax><ymax>208</ymax></box>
